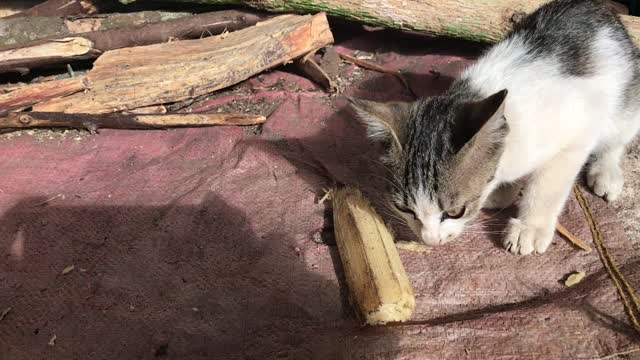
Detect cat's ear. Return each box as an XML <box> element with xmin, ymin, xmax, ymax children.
<box><xmin>454</xmin><ymin>89</ymin><xmax>508</xmax><ymax>151</ymax></box>
<box><xmin>348</xmin><ymin>97</ymin><xmax>412</xmax><ymax>150</ymax></box>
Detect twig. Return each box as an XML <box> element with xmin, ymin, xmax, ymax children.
<box><xmin>556</xmin><ymin>222</ymin><xmax>592</xmax><ymax>252</ymax></box>
<box><xmin>338</xmin><ymin>52</ymin><xmax>416</xmax><ymax>98</ymax></box>
<box><xmin>296</xmin><ymin>49</ymin><xmax>337</xmax><ymax>93</ymax></box>
<box><xmin>30</xmin><ymin>194</ymin><xmax>63</xmax><ymax>207</ymax></box>
<box><xmin>0</xmin><ymin>307</ymin><xmax>11</xmax><ymax>322</ymax></box>
<box><xmin>594</xmin><ymin>347</ymin><xmax>640</xmax><ymax>360</ymax></box>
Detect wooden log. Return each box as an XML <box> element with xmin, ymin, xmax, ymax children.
<box><xmin>120</xmin><ymin>0</ymin><xmax>640</xmax><ymax>46</ymax></box>
<box><xmin>332</xmin><ymin>186</ymin><xmax>415</xmax><ymax>325</ymax></box>
<box><xmin>34</xmin><ymin>13</ymin><xmax>334</xmax><ymax>114</ymax></box>
<box><xmin>0</xmin><ymin>10</ymin><xmax>266</xmax><ymax>74</ymax></box>
<box><xmin>0</xmin><ymin>112</ymin><xmax>266</xmax><ymax>130</ymax></box>
<box><xmin>0</xmin><ymin>77</ymin><xmax>89</xmax><ymax>116</ymax></box>
<box><xmin>0</xmin><ymin>11</ymin><xmax>191</xmax><ymax>48</ymax></box>
<box><xmin>6</xmin><ymin>0</ymin><xmax>103</xmax><ymax>18</ymax></box>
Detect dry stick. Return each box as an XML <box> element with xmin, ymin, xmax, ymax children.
<box><xmin>0</xmin><ymin>112</ymin><xmax>266</xmax><ymax>132</ymax></box>
<box><xmin>596</xmin><ymin>347</ymin><xmax>640</xmax><ymax>360</ymax></box>
<box><xmin>338</xmin><ymin>52</ymin><xmax>416</xmax><ymax>98</ymax></box>
<box><xmin>556</xmin><ymin>222</ymin><xmax>592</xmax><ymax>252</ymax></box>
<box><xmin>573</xmin><ymin>184</ymin><xmax>640</xmax><ymax>335</ymax></box>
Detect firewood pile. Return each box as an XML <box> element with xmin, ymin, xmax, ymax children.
<box><xmin>1</xmin><ymin>0</ymin><xmax>639</xmax><ymax>132</ymax></box>
<box><xmin>0</xmin><ymin>0</ymin><xmax>337</xmax><ymax>131</ymax></box>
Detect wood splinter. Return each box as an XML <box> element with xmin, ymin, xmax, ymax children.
<box><xmin>333</xmin><ymin>186</ymin><xmax>415</xmax><ymax>325</ymax></box>
<box><xmin>556</xmin><ymin>222</ymin><xmax>592</xmax><ymax>253</ymax></box>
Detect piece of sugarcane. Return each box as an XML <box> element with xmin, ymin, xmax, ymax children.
<box><xmin>332</xmin><ymin>186</ymin><xmax>415</xmax><ymax>325</ymax></box>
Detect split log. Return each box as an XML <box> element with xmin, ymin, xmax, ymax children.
<box><xmin>34</xmin><ymin>13</ymin><xmax>334</xmax><ymax>114</ymax></box>
<box><xmin>0</xmin><ymin>11</ymin><xmax>191</xmax><ymax>48</ymax></box>
<box><xmin>6</xmin><ymin>0</ymin><xmax>103</xmax><ymax>18</ymax></box>
<box><xmin>0</xmin><ymin>10</ymin><xmax>266</xmax><ymax>74</ymax></box>
<box><xmin>0</xmin><ymin>77</ymin><xmax>89</xmax><ymax>116</ymax></box>
<box><xmin>332</xmin><ymin>186</ymin><xmax>415</xmax><ymax>325</ymax></box>
<box><xmin>0</xmin><ymin>112</ymin><xmax>266</xmax><ymax>130</ymax></box>
<box><xmin>120</xmin><ymin>0</ymin><xmax>640</xmax><ymax>46</ymax></box>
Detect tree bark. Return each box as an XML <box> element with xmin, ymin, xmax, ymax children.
<box><xmin>6</xmin><ymin>0</ymin><xmax>103</xmax><ymax>18</ymax></box>
<box><xmin>0</xmin><ymin>76</ymin><xmax>89</xmax><ymax>116</ymax></box>
<box><xmin>33</xmin><ymin>13</ymin><xmax>334</xmax><ymax>114</ymax></box>
<box><xmin>118</xmin><ymin>0</ymin><xmax>640</xmax><ymax>45</ymax></box>
<box><xmin>0</xmin><ymin>111</ymin><xmax>266</xmax><ymax>130</ymax></box>
<box><xmin>0</xmin><ymin>11</ymin><xmax>191</xmax><ymax>48</ymax></box>
<box><xmin>0</xmin><ymin>10</ymin><xmax>266</xmax><ymax>75</ymax></box>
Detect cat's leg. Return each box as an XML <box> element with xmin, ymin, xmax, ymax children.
<box><xmin>588</xmin><ymin>105</ymin><xmax>640</xmax><ymax>201</ymax></box>
<box><xmin>587</xmin><ymin>144</ymin><xmax>625</xmax><ymax>202</ymax></box>
<box><xmin>504</xmin><ymin>149</ymin><xmax>590</xmax><ymax>255</ymax></box>
<box><xmin>484</xmin><ymin>181</ymin><xmax>524</xmax><ymax>210</ymax></box>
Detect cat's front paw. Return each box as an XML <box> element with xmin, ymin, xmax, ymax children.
<box><xmin>503</xmin><ymin>218</ymin><xmax>554</xmax><ymax>255</ymax></box>
<box><xmin>587</xmin><ymin>161</ymin><xmax>623</xmax><ymax>202</ymax></box>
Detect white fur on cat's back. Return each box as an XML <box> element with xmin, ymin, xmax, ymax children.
<box><xmin>465</xmin><ymin>28</ymin><xmax>631</xmax><ymax>181</ymax></box>
<box><xmin>464</xmin><ymin>28</ymin><xmax>640</xmax><ymax>254</ymax></box>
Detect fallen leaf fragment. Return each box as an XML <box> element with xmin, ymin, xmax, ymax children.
<box><xmin>565</xmin><ymin>271</ymin><xmax>586</xmax><ymax>287</ymax></box>
<box><xmin>61</xmin><ymin>265</ymin><xmax>75</xmax><ymax>275</ymax></box>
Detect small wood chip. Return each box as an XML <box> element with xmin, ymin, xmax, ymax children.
<box><xmin>61</xmin><ymin>265</ymin><xmax>75</xmax><ymax>275</ymax></box>
<box><xmin>564</xmin><ymin>271</ymin><xmax>586</xmax><ymax>287</ymax></box>
<box><xmin>318</xmin><ymin>188</ymin><xmax>333</xmax><ymax>204</ymax></box>
<box><xmin>48</xmin><ymin>334</ymin><xmax>57</xmax><ymax>346</ymax></box>
<box><xmin>0</xmin><ymin>307</ymin><xmax>12</xmax><ymax>322</ymax></box>
<box><xmin>395</xmin><ymin>241</ymin><xmax>432</xmax><ymax>253</ymax></box>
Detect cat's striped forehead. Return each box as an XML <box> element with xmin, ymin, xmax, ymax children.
<box><xmin>390</xmin><ymin>90</ymin><xmax>504</xmax><ymax>210</ymax></box>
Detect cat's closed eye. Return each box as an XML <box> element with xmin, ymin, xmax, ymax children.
<box><xmin>442</xmin><ymin>206</ymin><xmax>466</xmax><ymax>221</ymax></box>
<box><xmin>394</xmin><ymin>203</ymin><xmax>417</xmax><ymax>219</ymax></box>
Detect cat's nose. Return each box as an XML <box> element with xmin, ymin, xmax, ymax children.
<box><xmin>420</xmin><ymin>227</ymin><xmax>441</xmax><ymax>246</ymax></box>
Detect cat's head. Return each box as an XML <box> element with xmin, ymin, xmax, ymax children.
<box><xmin>349</xmin><ymin>88</ymin><xmax>509</xmax><ymax>246</ymax></box>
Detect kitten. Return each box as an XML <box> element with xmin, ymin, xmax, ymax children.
<box><xmin>350</xmin><ymin>0</ymin><xmax>640</xmax><ymax>255</ymax></box>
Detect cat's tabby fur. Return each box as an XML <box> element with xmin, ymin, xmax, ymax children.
<box><xmin>350</xmin><ymin>0</ymin><xmax>640</xmax><ymax>255</ymax></box>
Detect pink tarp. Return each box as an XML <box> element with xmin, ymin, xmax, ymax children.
<box><xmin>0</xmin><ymin>26</ymin><xmax>638</xmax><ymax>359</ymax></box>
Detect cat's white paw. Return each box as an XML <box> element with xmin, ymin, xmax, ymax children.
<box><xmin>587</xmin><ymin>161</ymin><xmax>623</xmax><ymax>202</ymax></box>
<box><xmin>503</xmin><ymin>218</ymin><xmax>554</xmax><ymax>255</ymax></box>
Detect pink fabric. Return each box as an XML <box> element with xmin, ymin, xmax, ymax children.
<box><xmin>0</xmin><ymin>28</ymin><xmax>638</xmax><ymax>359</ymax></box>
